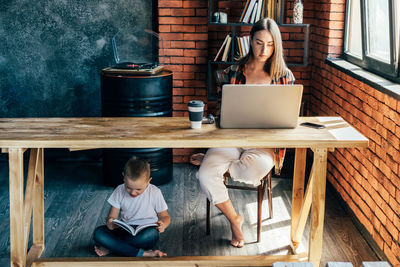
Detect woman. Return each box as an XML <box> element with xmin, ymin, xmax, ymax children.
<box><xmin>197</xmin><ymin>18</ymin><xmax>295</xmax><ymax>248</ymax></box>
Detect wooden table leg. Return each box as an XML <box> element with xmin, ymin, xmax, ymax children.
<box><xmin>33</xmin><ymin>148</ymin><xmax>45</xmax><ymax>247</ymax></box>
<box><xmin>308</xmin><ymin>148</ymin><xmax>328</xmax><ymax>267</ymax></box>
<box><xmin>290</xmin><ymin>148</ymin><xmax>307</xmax><ymax>252</ymax></box>
<box><xmin>26</xmin><ymin>148</ymin><xmax>45</xmax><ymax>267</ymax></box>
<box><xmin>9</xmin><ymin>148</ymin><xmax>26</xmax><ymax>267</ymax></box>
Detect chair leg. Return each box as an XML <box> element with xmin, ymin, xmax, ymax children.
<box><xmin>268</xmin><ymin>173</ymin><xmax>273</xmax><ymax>218</ymax></box>
<box><xmin>206</xmin><ymin>199</ymin><xmax>211</xmax><ymax>235</ymax></box>
<box><xmin>257</xmin><ymin>183</ymin><xmax>263</xmax><ymax>243</ymax></box>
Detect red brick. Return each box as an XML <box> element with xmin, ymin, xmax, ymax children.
<box><xmin>184</xmin><ymin>80</ymin><xmax>206</xmax><ymax>88</ymax></box>
<box><xmin>170</xmin><ymin>41</ymin><xmax>195</xmax><ymax>48</ymax></box>
<box><xmin>173</xmin><ymin>88</ymin><xmax>195</xmax><ymax>95</ymax></box>
<box><xmin>170</xmin><ymin>57</ymin><xmax>194</xmax><ymax>64</ymax></box>
<box><xmin>383</xmin><ymin>243</ymin><xmax>400</xmax><ymax>266</ymax></box>
<box><xmin>383</xmin><ymin>116</ymin><xmax>396</xmax><ymax>133</ymax></box>
<box><xmin>159</xmin><ymin>0</ymin><xmax>183</xmax><ymax>8</ymax></box>
<box><xmin>357</xmin><ymin>210</ymin><xmax>374</xmax><ymax>234</ymax></box>
<box><xmin>173</xmin><ymin>71</ymin><xmax>195</xmax><ymax>80</ymax></box>
<box><xmin>183</xmin><ymin>17</ymin><xmax>208</xmax><ymax>25</ymax></box>
<box><xmin>183</xmin><ymin>65</ymin><xmax>205</xmax><ymax>72</ymax></box>
<box><xmin>183</xmin><ymin>95</ymin><xmax>207</xmax><ymax>103</ymax></box>
<box><xmin>173</xmin><ymin>96</ymin><xmax>183</xmax><ymax>103</ymax></box>
<box><xmin>158</xmin><ymin>9</ymin><xmax>171</xmax><ymax>16</ymax></box>
<box><xmin>329</xmin><ymin>12</ymin><xmax>345</xmax><ymax>21</ymax></box>
<box><xmin>379</xmin><ymin>161</ymin><xmax>392</xmax><ymax>180</ymax></box>
<box><xmin>183</xmin><ymin>1</ymin><xmax>208</xmax><ymax>8</ymax></box>
<box><xmin>372</xmin><ymin>229</ymin><xmax>385</xmax><ymax>250</ymax></box>
<box><xmin>387</xmin><ymin>131</ymin><xmax>400</xmax><ymax>148</ymax></box>
<box><xmin>195</xmin><ymin>8</ymin><xmax>208</xmax><ymax>17</ymax></box>
<box><xmin>195</xmin><ymin>25</ymin><xmax>208</xmax><ymax>32</ymax></box>
<box><xmin>183</xmin><ymin>49</ymin><xmax>207</xmax><ymax>57</ymax></box>
<box><xmin>389</xmin><ymin>196</ymin><xmax>400</xmax><ymax>215</ymax></box>
<box><xmin>384</xmin><ymin>94</ymin><xmax>398</xmax><ymax>110</ymax></box>
<box><xmin>195</xmin><ymin>88</ymin><xmax>207</xmax><ymax>96</ymax></box>
<box><xmin>195</xmin><ymin>57</ymin><xmax>208</xmax><ymax>64</ymax></box>
<box><xmin>372</xmin><ymin>214</ymin><xmax>382</xmax><ymax>231</ymax></box>
<box><xmin>195</xmin><ymin>41</ymin><xmax>208</xmax><ymax>49</ymax></box>
<box><xmin>173</xmin><ymin>103</ymin><xmax>189</xmax><ymax>110</ymax></box>
<box><xmin>159</xmin><ymin>25</ymin><xmax>171</xmax><ymax>33</ymax></box>
<box><xmin>330</xmin><ymin>3</ymin><xmax>345</xmax><ymax>12</ymax></box>
<box><xmin>163</xmin><ymin>48</ymin><xmax>184</xmax><ymax>56</ymax></box>
<box><xmin>375</xmin><ymin>206</ymin><xmax>387</xmax><ymax>224</ymax></box>
<box><xmin>173</xmin><ymin>80</ymin><xmax>183</xmax><ymax>87</ymax></box>
<box><xmin>379</xmin><ymin>224</ymin><xmax>393</xmax><ymax>246</ymax></box>
<box><xmin>159</xmin><ymin>33</ymin><xmax>184</xmax><ymax>40</ymax></box>
<box><xmin>183</xmin><ymin>33</ymin><xmax>208</xmax><ymax>40</ymax></box>
<box><xmin>159</xmin><ymin>17</ymin><xmax>183</xmax><ymax>25</ymax></box>
<box><xmin>170</xmin><ymin>25</ymin><xmax>196</xmax><ymax>32</ymax></box>
<box><xmin>166</xmin><ymin>64</ymin><xmax>183</xmax><ymax>72</ymax></box>
<box><xmin>171</xmin><ymin>8</ymin><xmax>195</xmax><ymax>16</ymax></box>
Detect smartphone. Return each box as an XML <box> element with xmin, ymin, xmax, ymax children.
<box><xmin>300</xmin><ymin>122</ymin><xmax>326</xmax><ymax>129</ymax></box>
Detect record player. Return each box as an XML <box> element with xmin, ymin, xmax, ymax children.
<box><xmin>109</xmin><ymin>29</ymin><xmax>165</xmax><ymax>75</ymax></box>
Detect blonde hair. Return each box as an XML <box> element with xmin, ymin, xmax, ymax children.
<box><xmin>123</xmin><ymin>156</ymin><xmax>150</xmax><ymax>181</ymax></box>
<box><xmin>237</xmin><ymin>18</ymin><xmax>287</xmax><ymax>81</ymax></box>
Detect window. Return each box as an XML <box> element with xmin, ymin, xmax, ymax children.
<box><xmin>344</xmin><ymin>0</ymin><xmax>400</xmax><ymax>82</ymax></box>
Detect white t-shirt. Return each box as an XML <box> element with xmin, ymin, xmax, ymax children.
<box><xmin>108</xmin><ymin>183</ymin><xmax>168</xmax><ymax>226</ymax></box>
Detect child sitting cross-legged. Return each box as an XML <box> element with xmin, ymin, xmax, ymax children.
<box><xmin>93</xmin><ymin>157</ymin><xmax>170</xmax><ymax>257</ymax></box>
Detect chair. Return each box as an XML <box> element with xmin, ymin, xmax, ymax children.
<box><xmin>206</xmin><ymin>169</ymin><xmax>273</xmax><ymax>242</ymax></box>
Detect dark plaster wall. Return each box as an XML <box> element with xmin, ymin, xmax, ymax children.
<box><xmin>0</xmin><ymin>0</ymin><xmax>154</xmax><ymax>117</ymax></box>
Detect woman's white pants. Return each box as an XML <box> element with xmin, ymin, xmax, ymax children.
<box><xmin>197</xmin><ymin>148</ymin><xmax>274</xmax><ymax>205</ymax></box>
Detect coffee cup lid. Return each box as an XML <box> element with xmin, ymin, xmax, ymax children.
<box><xmin>188</xmin><ymin>100</ymin><xmax>204</xmax><ymax>107</ymax></box>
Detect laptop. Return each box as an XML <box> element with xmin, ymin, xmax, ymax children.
<box><xmin>219</xmin><ymin>84</ymin><xmax>303</xmax><ymax>129</ymax></box>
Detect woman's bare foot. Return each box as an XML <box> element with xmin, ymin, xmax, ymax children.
<box><xmin>94</xmin><ymin>245</ymin><xmax>111</xmax><ymax>256</ymax></box>
<box><xmin>143</xmin><ymin>249</ymin><xmax>167</xmax><ymax>257</ymax></box>
<box><xmin>230</xmin><ymin>214</ymin><xmax>245</xmax><ymax>248</ymax></box>
<box><xmin>190</xmin><ymin>153</ymin><xmax>204</xmax><ymax>166</ymax></box>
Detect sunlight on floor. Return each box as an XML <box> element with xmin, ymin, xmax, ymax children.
<box><xmin>246</xmin><ymin>196</ymin><xmax>308</xmax><ymax>255</ymax></box>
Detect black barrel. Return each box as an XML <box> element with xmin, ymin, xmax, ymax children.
<box><xmin>101</xmin><ymin>69</ymin><xmax>173</xmax><ymax>187</ymax></box>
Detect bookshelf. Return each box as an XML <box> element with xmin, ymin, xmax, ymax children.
<box><xmin>207</xmin><ymin>0</ymin><xmax>310</xmax><ymax>101</ymax></box>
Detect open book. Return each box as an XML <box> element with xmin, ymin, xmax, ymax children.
<box><xmin>113</xmin><ymin>219</ymin><xmax>157</xmax><ymax>236</ymax></box>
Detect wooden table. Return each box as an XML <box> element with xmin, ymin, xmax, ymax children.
<box><xmin>1</xmin><ymin>117</ymin><xmax>368</xmax><ymax>267</ymax></box>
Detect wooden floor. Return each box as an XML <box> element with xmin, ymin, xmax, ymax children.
<box><xmin>0</xmin><ymin>160</ymin><xmax>379</xmax><ymax>266</ymax></box>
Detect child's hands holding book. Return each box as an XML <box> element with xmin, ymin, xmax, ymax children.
<box><xmin>156</xmin><ymin>210</ymin><xmax>170</xmax><ymax>233</ymax></box>
<box><xmin>106</xmin><ymin>217</ymin><xmax>118</xmax><ymax>230</ymax></box>
<box><xmin>156</xmin><ymin>220</ymin><xmax>166</xmax><ymax>233</ymax></box>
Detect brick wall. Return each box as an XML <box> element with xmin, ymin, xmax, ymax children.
<box><xmin>309</xmin><ymin>1</ymin><xmax>400</xmax><ymax>266</ymax></box>
<box><xmin>158</xmin><ymin>0</ymin><xmax>209</xmax><ymax>162</ymax></box>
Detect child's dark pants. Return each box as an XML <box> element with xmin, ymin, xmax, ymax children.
<box><xmin>93</xmin><ymin>225</ymin><xmax>159</xmax><ymax>256</ymax></box>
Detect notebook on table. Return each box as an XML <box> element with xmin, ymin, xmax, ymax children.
<box><xmin>219</xmin><ymin>84</ymin><xmax>303</xmax><ymax>129</ymax></box>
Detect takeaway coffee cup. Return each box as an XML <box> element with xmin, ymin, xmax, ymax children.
<box><xmin>188</xmin><ymin>100</ymin><xmax>205</xmax><ymax>129</ymax></box>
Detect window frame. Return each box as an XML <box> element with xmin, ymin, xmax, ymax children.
<box><xmin>343</xmin><ymin>0</ymin><xmax>399</xmax><ymax>82</ymax></box>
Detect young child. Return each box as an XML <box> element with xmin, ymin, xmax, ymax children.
<box><xmin>93</xmin><ymin>157</ymin><xmax>170</xmax><ymax>257</ymax></box>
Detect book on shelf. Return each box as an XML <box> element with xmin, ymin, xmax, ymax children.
<box><xmin>236</xmin><ymin>36</ymin><xmax>243</xmax><ymax>59</ymax></box>
<box><xmin>249</xmin><ymin>1</ymin><xmax>258</xmax><ymax>24</ymax></box>
<box><xmin>234</xmin><ymin>36</ymin><xmax>241</xmax><ymax>60</ymax></box>
<box><xmin>255</xmin><ymin>0</ymin><xmax>263</xmax><ymax>22</ymax></box>
<box><xmin>233</xmin><ymin>35</ymin><xmax>250</xmax><ymax>60</ymax></box>
<box><xmin>221</xmin><ymin>35</ymin><xmax>232</xmax><ymax>61</ymax></box>
<box><xmin>214</xmin><ymin>34</ymin><xmax>230</xmax><ymax>61</ymax></box>
<box><xmin>241</xmin><ymin>0</ymin><xmax>257</xmax><ymax>23</ymax></box>
<box><xmin>242</xmin><ymin>36</ymin><xmax>250</xmax><ymax>56</ymax></box>
<box><xmin>239</xmin><ymin>0</ymin><xmax>251</xmax><ymax>22</ymax></box>
<box><xmin>240</xmin><ymin>0</ymin><xmax>274</xmax><ymax>24</ymax></box>
<box><xmin>112</xmin><ymin>219</ymin><xmax>157</xmax><ymax>236</ymax></box>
